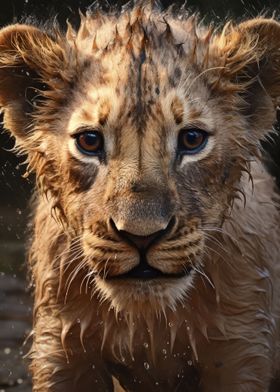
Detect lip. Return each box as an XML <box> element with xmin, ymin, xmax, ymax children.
<box><xmin>107</xmin><ymin>255</ymin><xmax>193</xmax><ymax>281</ymax></box>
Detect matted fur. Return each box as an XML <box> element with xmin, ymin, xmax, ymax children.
<box><xmin>0</xmin><ymin>1</ymin><xmax>280</xmax><ymax>391</ymax></box>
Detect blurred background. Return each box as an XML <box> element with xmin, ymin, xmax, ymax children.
<box><xmin>0</xmin><ymin>1</ymin><xmax>280</xmax><ymax>391</ymax></box>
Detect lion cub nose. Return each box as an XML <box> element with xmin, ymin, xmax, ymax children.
<box><xmin>110</xmin><ymin>218</ymin><xmax>175</xmax><ymax>251</ymax></box>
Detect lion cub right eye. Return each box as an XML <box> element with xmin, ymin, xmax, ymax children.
<box><xmin>74</xmin><ymin>129</ymin><xmax>104</xmax><ymax>156</ymax></box>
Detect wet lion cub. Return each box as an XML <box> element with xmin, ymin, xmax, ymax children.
<box><xmin>0</xmin><ymin>2</ymin><xmax>280</xmax><ymax>391</ymax></box>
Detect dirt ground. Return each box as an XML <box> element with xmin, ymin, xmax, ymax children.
<box><xmin>0</xmin><ymin>273</ymin><xmax>32</xmax><ymax>392</ymax></box>
<box><xmin>0</xmin><ymin>207</ymin><xmax>32</xmax><ymax>392</ymax></box>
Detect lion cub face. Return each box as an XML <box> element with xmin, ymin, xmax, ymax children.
<box><xmin>61</xmin><ymin>20</ymin><xmax>247</xmax><ymax>311</ymax></box>
<box><xmin>0</xmin><ymin>7</ymin><xmax>278</xmax><ymax>311</ymax></box>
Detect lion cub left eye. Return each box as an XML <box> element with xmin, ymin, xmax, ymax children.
<box><xmin>178</xmin><ymin>128</ymin><xmax>208</xmax><ymax>155</ymax></box>
<box><xmin>74</xmin><ymin>129</ymin><xmax>104</xmax><ymax>156</ymax></box>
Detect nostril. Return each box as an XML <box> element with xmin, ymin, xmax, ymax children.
<box><xmin>110</xmin><ymin>217</ymin><xmax>176</xmax><ymax>251</ymax></box>
<box><xmin>120</xmin><ymin>231</ymin><xmax>159</xmax><ymax>250</ymax></box>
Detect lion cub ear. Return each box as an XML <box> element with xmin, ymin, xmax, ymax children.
<box><xmin>0</xmin><ymin>24</ymin><xmax>67</xmax><ymax>141</ymax></box>
<box><xmin>214</xmin><ymin>18</ymin><xmax>280</xmax><ymax>137</ymax></box>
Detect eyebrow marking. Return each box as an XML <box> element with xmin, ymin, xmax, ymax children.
<box><xmin>99</xmin><ymin>100</ymin><xmax>111</xmax><ymax>126</ymax></box>
<box><xmin>81</xmin><ymin>108</ymin><xmax>94</xmax><ymax>122</ymax></box>
<box><xmin>171</xmin><ymin>96</ymin><xmax>184</xmax><ymax>125</ymax></box>
<box><xmin>188</xmin><ymin>107</ymin><xmax>203</xmax><ymax>122</ymax></box>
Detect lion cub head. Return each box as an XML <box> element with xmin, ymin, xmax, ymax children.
<box><xmin>0</xmin><ymin>4</ymin><xmax>279</xmax><ymax>313</ymax></box>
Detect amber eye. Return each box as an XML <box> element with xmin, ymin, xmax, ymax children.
<box><xmin>74</xmin><ymin>130</ymin><xmax>104</xmax><ymax>156</ymax></box>
<box><xmin>178</xmin><ymin>128</ymin><xmax>208</xmax><ymax>155</ymax></box>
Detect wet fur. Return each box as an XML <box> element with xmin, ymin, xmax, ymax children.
<box><xmin>0</xmin><ymin>2</ymin><xmax>280</xmax><ymax>391</ymax></box>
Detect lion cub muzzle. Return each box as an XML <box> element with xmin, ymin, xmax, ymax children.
<box><xmin>108</xmin><ymin>217</ymin><xmax>191</xmax><ymax>279</ymax></box>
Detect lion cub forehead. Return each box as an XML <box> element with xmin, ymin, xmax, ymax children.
<box><xmin>69</xmin><ymin>7</ymin><xmax>212</xmax><ymax>90</ymax></box>
<box><xmin>67</xmin><ymin>85</ymin><xmax>214</xmax><ymax>142</ymax></box>
<box><xmin>65</xmin><ymin>8</ymin><xmax>219</xmax><ymax>134</ymax></box>
<box><xmin>72</xmin><ymin>7</ymin><xmax>199</xmax><ymax>56</ymax></box>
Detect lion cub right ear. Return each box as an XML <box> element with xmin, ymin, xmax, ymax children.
<box><xmin>0</xmin><ymin>24</ymin><xmax>69</xmax><ymax>143</ymax></box>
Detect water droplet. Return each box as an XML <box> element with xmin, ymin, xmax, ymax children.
<box><xmin>92</xmin><ymin>364</ymin><xmax>95</xmax><ymax>369</ymax></box>
<box><xmin>4</xmin><ymin>348</ymin><xmax>11</xmax><ymax>355</ymax></box>
<box><xmin>168</xmin><ymin>322</ymin><xmax>173</xmax><ymax>327</ymax></box>
<box><xmin>143</xmin><ymin>342</ymin><xmax>149</xmax><ymax>349</ymax></box>
<box><xmin>143</xmin><ymin>362</ymin><xmax>150</xmax><ymax>370</ymax></box>
<box><xmin>155</xmin><ymin>381</ymin><xmax>159</xmax><ymax>386</ymax></box>
<box><xmin>17</xmin><ymin>379</ymin><xmax>23</xmax><ymax>385</ymax></box>
<box><xmin>162</xmin><ymin>348</ymin><xmax>167</xmax><ymax>355</ymax></box>
<box><xmin>187</xmin><ymin>360</ymin><xmax>193</xmax><ymax>366</ymax></box>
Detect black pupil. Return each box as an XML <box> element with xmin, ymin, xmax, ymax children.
<box><xmin>84</xmin><ymin>132</ymin><xmax>99</xmax><ymax>147</ymax></box>
<box><xmin>186</xmin><ymin>130</ymin><xmax>200</xmax><ymax>146</ymax></box>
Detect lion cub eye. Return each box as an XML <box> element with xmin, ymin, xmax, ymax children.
<box><xmin>74</xmin><ymin>129</ymin><xmax>104</xmax><ymax>156</ymax></box>
<box><xmin>178</xmin><ymin>128</ymin><xmax>208</xmax><ymax>155</ymax></box>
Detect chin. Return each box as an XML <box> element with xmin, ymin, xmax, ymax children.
<box><xmin>94</xmin><ymin>273</ymin><xmax>196</xmax><ymax>314</ymax></box>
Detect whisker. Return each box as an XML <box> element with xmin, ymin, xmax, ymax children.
<box><xmin>64</xmin><ymin>258</ymin><xmax>88</xmax><ymax>302</ymax></box>
<box><xmin>193</xmin><ymin>265</ymin><xmax>215</xmax><ymax>290</ymax></box>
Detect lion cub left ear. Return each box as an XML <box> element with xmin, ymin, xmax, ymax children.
<box><xmin>214</xmin><ymin>18</ymin><xmax>280</xmax><ymax>138</ymax></box>
<box><xmin>0</xmin><ymin>24</ymin><xmax>68</xmax><ymax>141</ymax></box>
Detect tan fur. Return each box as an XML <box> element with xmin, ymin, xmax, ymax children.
<box><xmin>1</xmin><ymin>2</ymin><xmax>280</xmax><ymax>391</ymax></box>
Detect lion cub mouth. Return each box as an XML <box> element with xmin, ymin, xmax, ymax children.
<box><xmin>108</xmin><ymin>254</ymin><xmax>193</xmax><ymax>280</ymax></box>
<box><xmin>106</xmin><ymin>218</ymin><xmax>193</xmax><ymax>280</ymax></box>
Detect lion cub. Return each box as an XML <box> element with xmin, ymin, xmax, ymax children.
<box><xmin>0</xmin><ymin>2</ymin><xmax>280</xmax><ymax>391</ymax></box>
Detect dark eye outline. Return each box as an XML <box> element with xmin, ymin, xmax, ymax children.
<box><xmin>177</xmin><ymin>128</ymin><xmax>209</xmax><ymax>155</ymax></box>
<box><xmin>73</xmin><ymin>128</ymin><xmax>104</xmax><ymax>156</ymax></box>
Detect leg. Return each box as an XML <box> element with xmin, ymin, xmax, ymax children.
<box><xmin>30</xmin><ymin>314</ymin><xmax>114</xmax><ymax>392</ymax></box>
